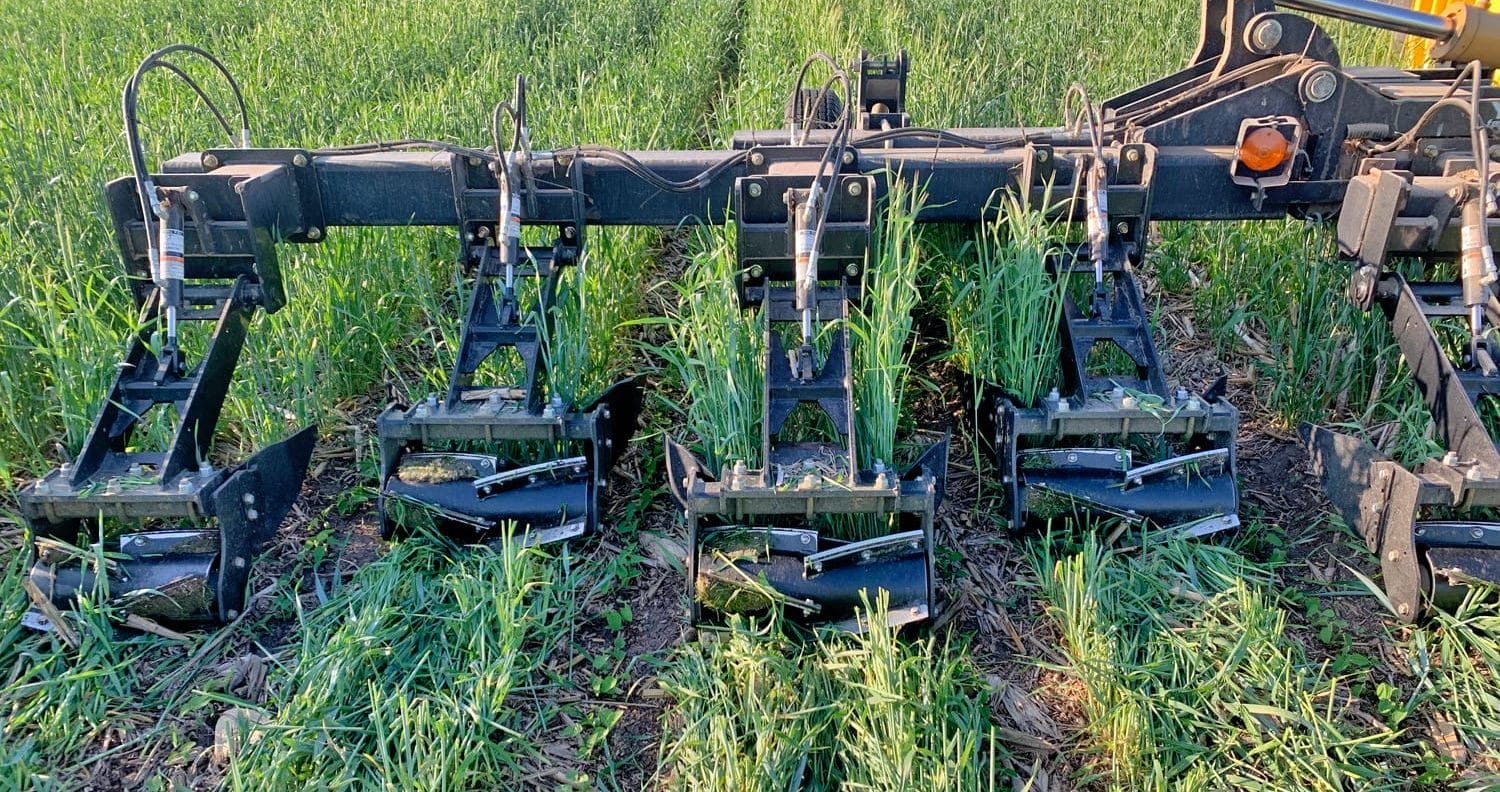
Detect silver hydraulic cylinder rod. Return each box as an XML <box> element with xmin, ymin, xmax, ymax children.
<box><xmin>1278</xmin><ymin>0</ymin><xmax>1453</xmax><ymax>40</ymax></box>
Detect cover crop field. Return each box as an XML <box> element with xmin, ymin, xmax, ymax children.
<box><xmin>1</xmin><ymin>0</ymin><xmax>1498</xmax><ymax>789</ymax></box>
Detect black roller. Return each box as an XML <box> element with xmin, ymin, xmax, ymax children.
<box><xmin>1019</xmin><ymin>466</ymin><xmax>1238</xmax><ymax>529</ymax></box>
<box><xmin>694</xmin><ymin>530</ymin><xmax>929</xmax><ymax>626</ymax></box>
<box><xmin>383</xmin><ymin>455</ymin><xmax>589</xmax><ymax>542</ymax></box>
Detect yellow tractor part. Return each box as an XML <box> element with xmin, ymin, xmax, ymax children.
<box><xmin>1405</xmin><ymin>1</ymin><xmax>1497</xmax><ymax>67</ymax></box>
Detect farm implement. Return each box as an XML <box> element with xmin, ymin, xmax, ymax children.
<box><xmin>20</xmin><ymin>0</ymin><xmax>1500</xmax><ymax>628</ymax></box>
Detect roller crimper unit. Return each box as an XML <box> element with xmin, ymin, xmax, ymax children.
<box><xmin>24</xmin><ymin>0</ymin><xmax>1500</xmax><ymax>629</ymax></box>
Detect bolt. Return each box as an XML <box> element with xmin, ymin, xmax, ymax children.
<box><xmin>245</xmin><ymin>508</ymin><xmax>259</xmax><ymax>521</ymax></box>
<box><xmin>1115</xmin><ymin>221</ymin><xmax>1130</xmax><ymax>236</ymax></box>
<box><xmin>563</xmin><ymin>226</ymin><xmax>577</xmax><ymax>240</ymax></box>
<box><xmin>750</xmin><ymin>151</ymin><xmax>765</xmax><ymax>167</ymax></box>
<box><xmin>1387</xmin><ymin>549</ymin><xmax>1401</xmax><ymax>562</ymax></box>
<box><xmin>1122</xmin><ymin>395</ymin><xmax>1138</xmax><ymax>410</ymax></box>
<box><xmin>467</xmin><ymin>156</ymin><xmax>481</xmax><ymax>167</ymax></box>
<box><xmin>749</xmin><ymin>264</ymin><xmax>764</xmax><ymax>279</ymax></box>
<box><xmin>1303</xmin><ymin>69</ymin><xmax>1338</xmax><ymax>103</ymax></box>
<box><xmin>1474</xmin><ymin>527</ymin><xmax>1487</xmax><ymax>540</ymax></box>
<box><xmin>747</xmin><ymin>181</ymin><xmax>763</xmax><ymax>198</ymax></box>
<box><xmin>845</xmin><ymin>262</ymin><xmax>859</xmax><ymax>277</ymax></box>
<box><xmin>1415</xmin><ymin>526</ymin><xmax>1426</xmax><ymax>537</ymax></box>
<box><xmin>227</xmin><ymin>609</ymin><xmax>239</xmax><ymax>620</ymax></box>
<box><xmin>202</xmin><ymin>153</ymin><xmax>220</xmax><ymax>169</ymax></box>
<box><xmin>307</xmin><ymin>227</ymin><xmax>323</xmax><ymax>240</ymax></box>
<box><xmin>465</xmin><ymin>232</ymin><xmax>477</xmax><ymax>243</ymax></box>
<box><xmin>1035</xmin><ymin>148</ymin><xmax>1050</xmax><ymax>163</ymax></box>
<box><xmin>1124</xmin><ymin>147</ymin><xmax>1141</xmax><ymax>163</ymax></box>
<box><xmin>841</xmin><ymin>150</ymin><xmax>855</xmax><ymax>166</ymax></box>
<box><xmin>186</xmin><ymin>190</ymin><xmax>200</xmax><ymax>203</ymax></box>
<box><xmin>811</xmin><ymin>560</ymin><xmax>823</xmax><ymax>573</ymax></box>
<box><xmin>292</xmin><ymin>153</ymin><xmax>309</xmax><ymax>167</ymax></box>
<box><xmin>1397</xmin><ymin>603</ymin><xmax>1411</xmax><ymax>617</ymax></box>
<box><xmin>799</xmin><ymin>533</ymin><xmax>812</xmax><ymax>545</ymax></box>
<box><xmin>233</xmin><ymin>556</ymin><xmax>246</xmax><ymax>569</ymax></box>
<box><xmin>1444</xmin><ymin>451</ymin><xmax>1461</xmax><ymax>466</ymax></box>
<box><xmin>1422</xmin><ymin>144</ymin><xmax>1440</xmax><ymax>159</ymax></box>
<box><xmin>860</xmin><ymin>550</ymin><xmax>873</xmax><ymax>561</ymax></box>
<box><xmin>1251</xmin><ymin>18</ymin><xmax>1283</xmax><ymax>52</ymax></box>
<box><xmin>1066</xmin><ymin>452</ymin><xmax>1079</xmax><ymax>463</ymax></box>
<box><xmin>848</xmin><ymin>180</ymin><xmax>863</xmax><ymax>197</ymax></box>
<box><xmin>243</xmin><ymin>493</ymin><xmax>256</xmax><ymax>505</ymax></box>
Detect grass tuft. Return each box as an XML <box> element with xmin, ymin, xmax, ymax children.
<box><xmin>657</xmin><ymin>596</ymin><xmax>1004</xmax><ymax>790</ymax></box>
<box><xmin>1032</xmin><ymin>534</ymin><xmax>1417</xmax><ymax>790</ymax></box>
<box><xmin>944</xmin><ymin>195</ymin><xmax>1067</xmax><ymax>408</ymax></box>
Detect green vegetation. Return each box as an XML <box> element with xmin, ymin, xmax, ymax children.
<box><xmin>226</xmin><ymin>536</ymin><xmax>553</xmax><ymax>788</ymax></box>
<box><xmin>2</xmin><ymin>0</ymin><xmax>1498</xmax><ymax>789</ymax></box>
<box><xmin>852</xmin><ymin>179</ymin><xmax>926</xmax><ymax>470</ymax></box>
<box><xmin>944</xmin><ymin>196</ymin><xmax>1068</xmax><ymax>408</ymax></box>
<box><xmin>646</xmin><ymin>226</ymin><xmax>765</xmax><ymax>474</ymax></box>
<box><xmin>657</xmin><ymin>597</ymin><xmax>1001</xmax><ymax>790</ymax></box>
<box><xmin>1033</xmin><ymin>534</ymin><xmax>1417</xmax><ymax>790</ymax></box>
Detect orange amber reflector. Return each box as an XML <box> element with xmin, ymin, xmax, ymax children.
<box><xmin>1238</xmin><ymin>126</ymin><xmax>1291</xmax><ymax>173</ymax></box>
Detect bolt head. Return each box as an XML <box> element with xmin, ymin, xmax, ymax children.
<box><xmin>227</xmin><ymin>609</ymin><xmax>239</xmax><ymax>620</ymax></box>
<box><xmin>292</xmin><ymin>153</ymin><xmax>309</xmax><ymax>167</ymax></box>
<box><xmin>1251</xmin><ymin>18</ymin><xmax>1282</xmax><ymax>52</ymax></box>
<box><xmin>747</xmin><ymin>181</ymin><xmax>763</xmax><ymax>198</ymax></box>
<box><xmin>1473</xmin><ymin>527</ymin><xmax>1487</xmax><ymax>539</ymax></box>
<box><xmin>847</xmin><ymin>180</ymin><xmax>863</xmax><ymax>197</ymax></box>
<box><xmin>1397</xmin><ymin>603</ymin><xmax>1411</xmax><ymax>617</ymax></box>
<box><xmin>845</xmin><ymin>262</ymin><xmax>859</xmax><ymax>277</ymax></box>
<box><xmin>1303</xmin><ymin>69</ymin><xmax>1337</xmax><ymax>103</ymax></box>
<box><xmin>1124</xmin><ymin>148</ymin><xmax>1141</xmax><ymax>163</ymax></box>
<box><xmin>1387</xmin><ymin>549</ymin><xmax>1400</xmax><ymax>562</ymax></box>
<box><xmin>202</xmin><ymin>153</ymin><xmax>220</xmax><ymax>169</ymax></box>
<box><xmin>750</xmin><ymin>151</ymin><xmax>765</xmax><ymax>167</ymax></box>
<box><xmin>186</xmin><ymin>190</ymin><xmax>200</xmax><ymax>202</ymax></box>
<box><xmin>1035</xmin><ymin>148</ymin><xmax>1050</xmax><ymax>163</ymax></box>
<box><xmin>1423</xmin><ymin>144</ymin><xmax>1440</xmax><ymax>159</ymax></box>
<box><xmin>563</xmin><ymin>226</ymin><xmax>577</xmax><ymax>239</ymax></box>
<box><xmin>841</xmin><ymin>150</ymin><xmax>855</xmax><ymax>166</ymax></box>
<box><xmin>233</xmin><ymin>556</ymin><xmax>246</xmax><ymax>569</ymax></box>
<box><xmin>307</xmin><ymin>227</ymin><xmax>323</xmax><ymax>240</ymax></box>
